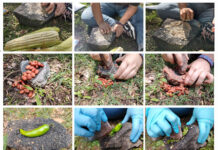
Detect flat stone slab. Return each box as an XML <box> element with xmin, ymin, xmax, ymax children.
<box><xmin>153</xmin><ymin>18</ymin><xmax>201</xmax><ymax>51</ymax></box>
<box><xmin>14</xmin><ymin>3</ymin><xmax>55</xmax><ymax>27</ymax></box>
<box><xmin>6</xmin><ymin>117</ymin><xmax>72</xmax><ymax>150</ymax></box>
<box><xmin>99</xmin><ymin>122</ymin><xmax>142</xmax><ymax>150</ymax></box>
<box><xmin>166</xmin><ymin>125</ymin><xmax>206</xmax><ymax>150</ymax></box>
<box><xmin>21</xmin><ymin>60</ymin><xmax>50</xmax><ymax>87</ymax></box>
<box><xmin>87</xmin><ymin>27</ymin><xmax>115</xmax><ymax>51</ymax></box>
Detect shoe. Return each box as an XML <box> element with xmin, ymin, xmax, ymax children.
<box><xmin>123</xmin><ymin>21</ymin><xmax>136</xmax><ymax>40</ymax></box>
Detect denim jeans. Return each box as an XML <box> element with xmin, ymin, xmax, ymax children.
<box><xmin>147</xmin><ymin>3</ymin><xmax>214</xmax><ymax>24</ymax></box>
<box><xmin>81</xmin><ymin>3</ymin><xmax>144</xmax><ymax>51</ymax></box>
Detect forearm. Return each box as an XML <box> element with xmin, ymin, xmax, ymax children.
<box><xmin>119</xmin><ymin>5</ymin><xmax>138</xmax><ymax>24</ymax></box>
<box><xmin>178</xmin><ymin>3</ymin><xmax>187</xmax><ymax>9</ymax></box>
<box><xmin>91</xmin><ymin>3</ymin><xmax>104</xmax><ymax>25</ymax></box>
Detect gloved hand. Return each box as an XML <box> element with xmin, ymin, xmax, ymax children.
<box><xmin>146</xmin><ymin>108</ymin><xmax>181</xmax><ymax>138</ymax></box>
<box><xmin>122</xmin><ymin>108</ymin><xmax>143</xmax><ymax>143</ymax></box>
<box><xmin>186</xmin><ymin>108</ymin><xmax>214</xmax><ymax>144</ymax></box>
<box><xmin>74</xmin><ymin>108</ymin><xmax>108</xmax><ymax>137</ymax></box>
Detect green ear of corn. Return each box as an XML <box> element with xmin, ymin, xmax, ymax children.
<box><xmin>27</xmin><ymin>27</ymin><xmax>60</xmax><ymax>35</ymax></box>
<box><xmin>41</xmin><ymin>36</ymin><xmax>72</xmax><ymax>51</ymax></box>
<box><xmin>4</xmin><ymin>31</ymin><xmax>61</xmax><ymax>51</ymax></box>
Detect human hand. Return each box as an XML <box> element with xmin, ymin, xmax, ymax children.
<box><xmin>122</xmin><ymin>108</ymin><xmax>143</xmax><ymax>143</ymax></box>
<box><xmin>180</xmin><ymin>8</ymin><xmax>194</xmax><ymax>21</ymax></box>
<box><xmin>74</xmin><ymin>108</ymin><xmax>108</xmax><ymax>137</ymax></box>
<box><xmin>162</xmin><ymin>54</ymin><xmax>189</xmax><ymax>67</ymax></box>
<box><xmin>98</xmin><ymin>21</ymin><xmax>111</xmax><ymax>34</ymax></box>
<box><xmin>184</xmin><ymin>58</ymin><xmax>213</xmax><ymax>86</ymax></box>
<box><xmin>186</xmin><ymin>108</ymin><xmax>214</xmax><ymax>144</ymax></box>
<box><xmin>41</xmin><ymin>3</ymin><xmax>66</xmax><ymax>17</ymax></box>
<box><xmin>146</xmin><ymin>108</ymin><xmax>181</xmax><ymax>138</ymax></box>
<box><xmin>112</xmin><ymin>24</ymin><xmax>124</xmax><ymax>37</ymax></box>
<box><xmin>212</xmin><ymin>18</ymin><xmax>215</xmax><ymax>32</ymax></box>
<box><xmin>114</xmin><ymin>54</ymin><xmax>142</xmax><ymax>80</ymax></box>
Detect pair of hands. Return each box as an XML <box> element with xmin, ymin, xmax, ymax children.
<box><xmin>98</xmin><ymin>21</ymin><xmax>124</xmax><ymax>37</ymax></box>
<box><xmin>146</xmin><ymin>108</ymin><xmax>214</xmax><ymax>144</ymax></box>
<box><xmin>41</xmin><ymin>3</ymin><xmax>66</xmax><ymax>17</ymax></box>
<box><xmin>91</xmin><ymin>54</ymin><xmax>142</xmax><ymax>80</ymax></box>
<box><xmin>180</xmin><ymin>7</ymin><xmax>215</xmax><ymax>31</ymax></box>
<box><xmin>75</xmin><ymin>108</ymin><xmax>143</xmax><ymax>143</ymax></box>
<box><xmin>162</xmin><ymin>54</ymin><xmax>213</xmax><ymax>86</ymax></box>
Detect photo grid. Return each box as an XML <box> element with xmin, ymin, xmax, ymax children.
<box><xmin>1</xmin><ymin>0</ymin><xmax>216</xmax><ymax>150</ymax></box>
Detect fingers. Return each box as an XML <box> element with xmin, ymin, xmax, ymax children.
<box><xmin>157</xmin><ymin>119</ymin><xmax>172</xmax><ymax>137</ymax></box>
<box><xmin>77</xmin><ymin>114</ymin><xmax>97</xmax><ymax>132</ymax></box>
<box><xmin>55</xmin><ymin>3</ymin><xmax>66</xmax><ymax>16</ymax></box>
<box><xmin>162</xmin><ymin>54</ymin><xmax>175</xmax><ymax>64</ymax></box>
<box><xmin>148</xmin><ymin>124</ymin><xmax>164</xmax><ymax>138</ymax></box>
<box><xmin>198</xmin><ymin>122</ymin><xmax>211</xmax><ymax>144</ymax></box>
<box><xmin>131</xmin><ymin>119</ymin><xmax>143</xmax><ymax>143</ymax></box>
<box><xmin>186</xmin><ymin>115</ymin><xmax>196</xmax><ymax>125</ymax></box>
<box><xmin>184</xmin><ymin>66</ymin><xmax>195</xmax><ymax>85</ymax></box>
<box><xmin>125</xmin><ymin>69</ymin><xmax>137</xmax><ymax>80</ymax></box>
<box><xmin>204</xmin><ymin>72</ymin><xmax>214</xmax><ymax>84</ymax></box>
<box><xmin>122</xmin><ymin>113</ymin><xmax>130</xmax><ymax>124</ymax></box>
<box><xmin>166</xmin><ymin>113</ymin><xmax>181</xmax><ymax>134</ymax></box>
<box><xmin>180</xmin><ymin>9</ymin><xmax>186</xmax><ymax>21</ymax></box>
<box><xmin>114</xmin><ymin>61</ymin><xmax>128</xmax><ymax>79</ymax></box>
<box><xmin>115</xmin><ymin>56</ymin><xmax>125</xmax><ymax>63</ymax></box>
<box><xmin>46</xmin><ymin>3</ymin><xmax>55</xmax><ymax>14</ymax></box>
<box><xmin>175</xmin><ymin>54</ymin><xmax>183</xmax><ymax>66</ymax></box>
<box><xmin>90</xmin><ymin>54</ymin><xmax>101</xmax><ymax>61</ymax></box>
<box><xmin>130</xmin><ymin>118</ymin><xmax>140</xmax><ymax>142</ymax></box>
<box><xmin>99</xmin><ymin>108</ymin><xmax>108</xmax><ymax>122</ymax></box>
<box><xmin>195</xmin><ymin>72</ymin><xmax>207</xmax><ymax>86</ymax></box>
<box><xmin>75</xmin><ymin>124</ymin><xmax>94</xmax><ymax>137</ymax></box>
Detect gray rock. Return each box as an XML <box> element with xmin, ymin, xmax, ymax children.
<box><xmin>166</xmin><ymin>125</ymin><xmax>207</xmax><ymax>150</ymax></box>
<box><xmin>6</xmin><ymin>117</ymin><xmax>72</xmax><ymax>150</ymax></box>
<box><xmin>153</xmin><ymin>18</ymin><xmax>201</xmax><ymax>51</ymax></box>
<box><xmin>100</xmin><ymin>122</ymin><xmax>142</xmax><ymax>150</ymax></box>
<box><xmin>14</xmin><ymin>3</ymin><xmax>55</xmax><ymax>27</ymax></box>
<box><xmin>87</xmin><ymin>27</ymin><xmax>115</xmax><ymax>51</ymax></box>
<box><xmin>20</xmin><ymin>60</ymin><xmax>50</xmax><ymax>87</ymax></box>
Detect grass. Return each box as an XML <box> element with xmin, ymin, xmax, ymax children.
<box><xmin>3</xmin><ymin>108</ymin><xmax>72</xmax><ymax>150</ymax></box>
<box><xmin>3</xmin><ymin>3</ymin><xmax>72</xmax><ymax>46</ymax></box>
<box><xmin>4</xmin><ymin>54</ymin><xmax>72</xmax><ymax>105</ymax></box>
<box><xmin>145</xmin><ymin>54</ymin><xmax>214</xmax><ymax>105</ymax></box>
<box><xmin>74</xmin><ymin>54</ymin><xmax>143</xmax><ymax>105</ymax></box>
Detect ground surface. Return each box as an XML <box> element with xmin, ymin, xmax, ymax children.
<box><xmin>4</xmin><ymin>54</ymin><xmax>72</xmax><ymax>105</ymax></box>
<box><xmin>145</xmin><ymin>54</ymin><xmax>214</xmax><ymax>105</ymax></box>
<box><xmin>146</xmin><ymin>5</ymin><xmax>214</xmax><ymax>51</ymax></box>
<box><xmin>145</xmin><ymin>115</ymin><xmax>214</xmax><ymax>150</ymax></box>
<box><xmin>4</xmin><ymin>3</ymin><xmax>72</xmax><ymax>46</ymax></box>
<box><xmin>74</xmin><ymin>120</ymin><xmax>143</xmax><ymax>150</ymax></box>
<box><xmin>74</xmin><ymin>4</ymin><xmax>138</xmax><ymax>51</ymax></box>
<box><xmin>3</xmin><ymin>108</ymin><xmax>72</xmax><ymax>150</ymax></box>
<box><xmin>74</xmin><ymin>54</ymin><xmax>143</xmax><ymax>105</ymax></box>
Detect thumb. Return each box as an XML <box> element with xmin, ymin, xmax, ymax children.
<box><xmin>100</xmin><ymin>109</ymin><xmax>108</xmax><ymax>122</ymax></box>
<box><xmin>116</xmin><ymin>56</ymin><xmax>125</xmax><ymax>63</ymax></box>
<box><xmin>122</xmin><ymin>113</ymin><xmax>130</xmax><ymax>124</ymax></box>
<box><xmin>186</xmin><ymin>115</ymin><xmax>196</xmax><ymax>125</ymax></box>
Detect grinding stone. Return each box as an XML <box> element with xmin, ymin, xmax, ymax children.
<box><xmin>20</xmin><ymin>60</ymin><xmax>50</xmax><ymax>87</ymax></box>
<box><xmin>14</xmin><ymin>3</ymin><xmax>55</xmax><ymax>27</ymax></box>
<box><xmin>87</xmin><ymin>27</ymin><xmax>115</xmax><ymax>51</ymax></box>
<box><xmin>6</xmin><ymin>117</ymin><xmax>72</xmax><ymax>150</ymax></box>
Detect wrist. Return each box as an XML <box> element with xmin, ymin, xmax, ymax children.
<box><xmin>198</xmin><ymin>55</ymin><xmax>214</xmax><ymax>67</ymax></box>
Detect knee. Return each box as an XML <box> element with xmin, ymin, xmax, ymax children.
<box><xmin>81</xmin><ymin>7</ymin><xmax>94</xmax><ymax>23</ymax></box>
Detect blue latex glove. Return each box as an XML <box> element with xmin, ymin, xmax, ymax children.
<box><xmin>186</xmin><ymin>108</ymin><xmax>214</xmax><ymax>144</ymax></box>
<box><xmin>74</xmin><ymin>108</ymin><xmax>108</xmax><ymax>137</ymax></box>
<box><xmin>122</xmin><ymin>108</ymin><xmax>143</xmax><ymax>143</ymax></box>
<box><xmin>146</xmin><ymin>108</ymin><xmax>181</xmax><ymax>138</ymax></box>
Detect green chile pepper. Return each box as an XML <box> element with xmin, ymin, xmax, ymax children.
<box><xmin>20</xmin><ymin>124</ymin><xmax>50</xmax><ymax>137</ymax></box>
<box><xmin>109</xmin><ymin>123</ymin><xmax>122</xmax><ymax>136</ymax></box>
